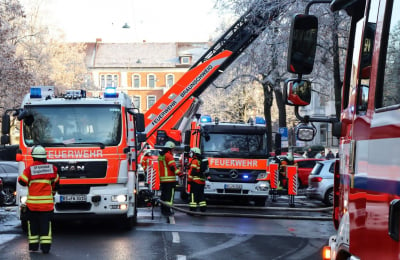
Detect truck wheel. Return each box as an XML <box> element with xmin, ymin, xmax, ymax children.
<box><xmin>254</xmin><ymin>197</ymin><xmax>267</xmax><ymax>207</ymax></box>
<box><xmin>120</xmin><ymin>215</ymin><xmax>136</xmax><ymax>230</ymax></box>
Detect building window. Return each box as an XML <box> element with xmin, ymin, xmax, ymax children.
<box><xmin>147</xmin><ymin>74</ymin><xmax>156</xmax><ymax>88</ymax></box>
<box><xmin>147</xmin><ymin>95</ymin><xmax>156</xmax><ymax>109</ymax></box>
<box><xmin>132</xmin><ymin>74</ymin><xmax>140</xmax><ymax>88</ymax></box>
<box><xmin>166</xmin><ymin>74</ymin><xmax>174</xmax><ymax>87</ymax></box>
<box><xmin>100</xmin><ymin>74</ymin><xmax>119</xmax><ymax>89</ymax></box>
<box><xmin>180</xmin><ymin>56</ymin><xmax>190</xmax><ymax>64</ymax></box>
<box><xmin>133</xmin><ymin>96</ymin><xmax>141</xmax><ymax>110</ymax></box>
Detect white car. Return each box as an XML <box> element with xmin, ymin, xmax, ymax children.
<box><xmin>306</xmin><ymin>159</ymin><xmax>338</xmax><ymax>206</ymax></box>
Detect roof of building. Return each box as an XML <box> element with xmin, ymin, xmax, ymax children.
<box><xmin>84</xmin><ymin>40</ymin><xmax>210</xmax><ymax>68</ymax></box>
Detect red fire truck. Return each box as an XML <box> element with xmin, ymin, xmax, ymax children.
<box><xmin>284</xmin><ymin>0</ymin><xmax>400</xmax><ymax>259</ymax></box>
<box><xmin>1</xmin><ymin>86</ymin><xmax>145</xmax><ymax>230</ymax></box>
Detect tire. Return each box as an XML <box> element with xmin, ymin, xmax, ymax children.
<box><xmin>324</xmin><ymin>188</ymin><xmax>333</xmax><ymax>206</ymax></box>
<box><xmin>254</xmin><ymin>197</ymin><xmax>267</xmax><ymax>207</ymax></box>
<box><xmin>120</xmin><ymin>215</ymin><xmax>136</xmax><ymax>231</ymax></box>
<box><xmin>2</xmin><ymin>186</ymin><xmax>16</xmax><ymax>206</ymax></box>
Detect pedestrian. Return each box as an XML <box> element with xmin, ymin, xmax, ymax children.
<box><xmin>315</xmin><ymin>151</ymin><xmax>323</xmax><ymax>159</ymax></box>
<box><xmin>326</xmin><ymin>149</ymin><xmax>335</xmax><ymax>160</ymax></box>
<box><xmin>187</xmin><ymin>147</ymin><xmax>207</xmax><ymax>213</ymax></box>
<box><xmin>158</xmin><ymin>141</ymin><xmax>183</xmax><ymax>216</ymax></box>
<box><xmin>306</xmin><ymin>148</ymin><xmax>314</xmax><ymax>158</ymax></box>
<box><xmin>17</xmin><ymin>145</ymin><xmax>59</xmax><ymax>254</ymax></box>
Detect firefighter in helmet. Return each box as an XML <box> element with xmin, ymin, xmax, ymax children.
<box><xmin>188</xmin><ymin>147</ymin><xmax>207</xmax><ymax>212</ymax></box>
<box><xmin>157</xmin><ymin>141</ymin><xmax>183</xmax><ymax>216</ymax></box>
<box><xmin>18</xmin><ymin>145</ymin><xmax>59</xmax><ymax>254</ymax></box>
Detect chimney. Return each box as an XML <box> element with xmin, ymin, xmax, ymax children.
<box><xmin>96</xmin><ymin>38</ymin><xmax>102</xmax><ymax>43</ymax></box>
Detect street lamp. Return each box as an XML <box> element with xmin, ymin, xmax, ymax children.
<box><xmin>122</xmin><ymin>23</ymin><xmax>130</xmax><ymax>29</ymax></box>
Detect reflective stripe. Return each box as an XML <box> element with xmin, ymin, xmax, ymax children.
<box><xmin>160</xmin><ymin>176</ymin><xmax>176</xmax><ymax>181</ymax></box>
<box><xmin>27</xmin><ymin>199</ymin><xmax>54</xmax><ymax>204</ymax></box>
<box><xmin>20</xmin><ymin>174</ymin><xmax>29</xmax><ymax>183</ymax></box>
<box><xmin>28</xmin><ymin>195</ymin><xmax>53</xmax><ymax>200</ymax></box>
<box><xmin>30</xmin><ymin>179</ymin><xmax>52</xmax><ymax>185</ymax></box>
<box><xmin>40</xmin><ymin>222</ymin><xmax>52</xmax><ymax>244</ymax></box>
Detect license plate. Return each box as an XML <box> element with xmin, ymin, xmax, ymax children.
<box><xmin>225</xmin><ymin>184</ymin><xmax>242</xmax><ymax>190</ymax></box>
<box><xmin>60</xmin><ymin>195</ymin><xmax>87</xmax><ymax>202</ymax></box>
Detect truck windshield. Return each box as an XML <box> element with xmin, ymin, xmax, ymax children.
<box><xmin>202</xmin><ymin>133</ymin><xmax>267</xmax><ymax>154</ymax></box>
<box><xmin>22</xmin><ymin>105</ymin><xmax>122</xmax><ymax>147</ymax></box>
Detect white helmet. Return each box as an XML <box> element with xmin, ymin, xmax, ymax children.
<box><xmin>164</xmin><ymin>141</ymin><xmax>175</xmax><ymax>149</ymax></box>
<box><xmin>31</xmin><ymin>145</ymin><xmax>47</xmax><ymax>159</ymax></box>
<box><xmin>190</xmin><ymin>147</ymin><xmax>201</xmax><ymax>155</ymax></box>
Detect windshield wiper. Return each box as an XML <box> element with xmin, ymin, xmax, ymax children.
<box><xmin>75</xmin><ymin>142</ymin><xmax>106</xmax><ymax>149</ymax></box>
<box><xmin>40</xmin><ymin>142</ymin><xmax>66</xmax><ymax>147</ymax></box>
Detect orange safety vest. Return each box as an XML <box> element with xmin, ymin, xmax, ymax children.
<box><xmin>18</xmin><ymin>161</ymin><xmax>59</xmax><ymax>212</ymax></box>
<box><xmin>158</xmin><ymin>151</ymin><xmax>181</xmax><ymax>183</ymax></box>
<box><xmin>188</xmin><ymin>158</ymin><xmax>205</xmax><ymax>184</ymax></box>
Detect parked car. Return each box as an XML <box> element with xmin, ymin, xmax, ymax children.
<box><xmin>0</xmin><ymin>161</ymin><xmax>18</xmax><ymax>206</ymax></box>
<box><xmin>306</xmin><ymin>159</ymin><xmax>338</xmax><ymax>206</ymax></box>
<box><xmin>294</xmin><ymin>158</ymin><xmax>324</xmax><ymax>188</ymax></box>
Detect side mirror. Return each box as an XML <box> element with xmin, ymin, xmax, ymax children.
<box><xmin>2</xmin><ymin>114</ymin><xmax>10</xmax><ymax>135</ymax></box>
<box><xmin>287</xmin><ymin>14</ymin><xmax>318</xmax><ymax>75</ymax></box>
<box><xmin>284</xmin><ymin>79</ymin><xmax>312</xmax><ymax>106</ymax></box>
<box><xmin>296</xmin><ymin>124</ymin><xmax>317</xmax><ymax>141</ymax></box>
<box><xmin>135</xmin><ymin>113</ymin><xmax>145</xmax><ymax>132</ymax></box>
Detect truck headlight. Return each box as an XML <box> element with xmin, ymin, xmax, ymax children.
<box><xmin>257</xmin><ymin>172</ymin><xmax>267</xmax><ymax>180</ymax></box>
<box><xmin>255</xmin><ymin>183</ymin><xmax>269</xmax><ymax>191</ymax></box>
<box><xmin>111</xmin><ymin>195</ymin><xmax>127</xmax><ymax>202</ymax></box>
<box><xmin>20</xmin><ymin>196</ymin><xmax>27</xmax><ymax>204</ymax></box>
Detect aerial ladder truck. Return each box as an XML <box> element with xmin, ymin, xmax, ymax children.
<box><xmin>141</xmin><ymin>3</ymin><xmax>286</xmax><ymax>204</ymax></box>
<box><xmin>143</xmin><ymin>2</ymin><xmax>285</xmax><ymax>148</ymax></box>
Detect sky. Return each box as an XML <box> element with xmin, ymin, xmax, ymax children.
<box><xmin>21</xmin><ymin>0</ymin><xmax>223</xmax><ymax>43</ymax></box>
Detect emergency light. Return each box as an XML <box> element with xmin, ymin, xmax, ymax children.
<box><xmin>104</xmin><ymin>87</ymin><xmax>119</xmax><ymax>98</ymax></box>
<box><xmin>30</xmin><ymin>86</ymin><xmax>55</xmax><ymax>99</ymax></box>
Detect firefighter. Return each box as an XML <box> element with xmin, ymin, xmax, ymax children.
<box><xmin>18</xmin><ymin>145</ymin><xmax>59</xmax><ymax>254</ymax></box>
<box><xmin>158</xmin><ymin>141</ymin><xmax>182</xmax><ymax>216</ymax></box>
<box><xmin>188</xmin><ymin>147</ymin><xmax>207</xmax><ymax>212</ymax></box>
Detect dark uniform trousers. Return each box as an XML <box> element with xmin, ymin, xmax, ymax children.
<box><xmin>27</xmin><ymin>208</ymin><xmax>53</xmax><ymax>251</ymax></box>
<box><xmin>160</xmin><ymin>182</ymin><xmax>176</xmax><ymax>215</ymax></box>
<box><xmin>189</xmin><ymin>182</ymin><xmax>207</xmax><ymax>212</ymax></box>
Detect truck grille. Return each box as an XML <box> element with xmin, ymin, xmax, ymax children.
<box><xmin>208</xmin><ymin>169</ymin><xmax>261</xmax><ymax>183</ymax></box>
<box><xmin>55</xmin><ymin>202</ymin><xmax>91</xmax><ymax>211</ymax></box>
<box><xmin>52</xmin><ymin>160</ymin><xmax>107</xmax><ymax>179</ymax></box>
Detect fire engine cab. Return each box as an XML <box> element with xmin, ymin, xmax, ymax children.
<box><xmin>284</xmin><ymin>0</ymin><xmax>400</xmax><ymax>259</ymax></box>
<box><xmin>1</xmin><ymin>86</ymin><xmax>145</xmax><ymax>230</ymax></box>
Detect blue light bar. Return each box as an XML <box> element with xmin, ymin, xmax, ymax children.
<box><xmin>243</xmin><ymin>174</ymin><xmax>249</xmax><ymax>179</ymax></box>
<box><xmin>104</xmin><ymin>87</ymin><xmax>118</xmax><ymax>98</ymax></box>
<box><xmin>30</xmin><ymin>87</ymin><xmax>42</xmax><ymax>98</ymax></box>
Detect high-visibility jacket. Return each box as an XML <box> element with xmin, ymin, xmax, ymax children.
<box><xmin>188</xmin><ymin>158</ymin><xmax>205</xmax><ymax>185</ymax></box>
<box><xmin>158</xmin><ymin>151</ymin><xmax>181</xmax><ymax>183</ymax></box>
<box><xmin>18</xmin><ymin>161</ymin><xmax>59</xmax><ymax>212</ymax></box>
